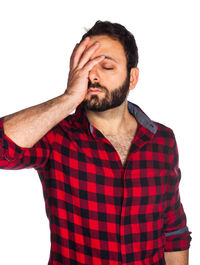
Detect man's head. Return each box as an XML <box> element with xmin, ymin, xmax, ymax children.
<box><xmin>80</xmin><ymin>20</ymin><xmax>139</xmax><ymax>112</ymax></box>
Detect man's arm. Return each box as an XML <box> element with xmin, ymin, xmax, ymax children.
<box><xmin>164</xmin><ymin>249</ymin><xmax>189</xmax><ymax>265</ymax></box>
<box><xmin>163</xmin><ymin>129</ymin><xmax>192</xmax><ymax>263</ymax></box>
<box><xmin>3</xmin><ymin>94</ymin><xmax>77</xmax><ymax>148</ymax></box>
<box><xmin>3</xmin><ymin>37</ymin><xmax>104</xmax><ymax>148</ymax></box>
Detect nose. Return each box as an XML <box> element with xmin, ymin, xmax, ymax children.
<box><xmin>88</xmin><ymin>65</ymin><xmax>100</xmax><ymax>83</ymax></box>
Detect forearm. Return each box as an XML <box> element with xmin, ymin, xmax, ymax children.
<box><xmin>3</xmin><ymin>93</ymin><xmax>77</xmax><ymax>148</ymax></box>
<box><xmin>164</xmin><ymin>249</ymin><xmax>189</xmax><ymax>265</ymax></box>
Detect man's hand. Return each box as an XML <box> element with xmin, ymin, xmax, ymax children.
<box><xmin>3</xmin><ymin>37</ymin><xmax>106</xmax><ymax>148</ymax></box>
<box><xmin>65</xmin><ymin>36</ymin><xmax>105</xmax><ymax>105</ymax></box>
<box><xmin>164</xmin><ymin>249</ymin><xmax>189</xmax><ymax>265</ymax></box>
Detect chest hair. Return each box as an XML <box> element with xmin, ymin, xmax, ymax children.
<box><xmin>105</xmin><ymin>132</ymin><xmax>136</xmax><ymax>167</ymax></box>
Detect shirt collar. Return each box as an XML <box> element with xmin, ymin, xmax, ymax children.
<box><xmin>73</xmin><ymin>100</ymin><xmax>158</xmax><ymax>135</ymax></box>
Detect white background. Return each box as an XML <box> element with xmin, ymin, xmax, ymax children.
<box><xmin>0</xmin><ymin>0</ymin><xmax>199</xmax><ymax>264</ymax></box>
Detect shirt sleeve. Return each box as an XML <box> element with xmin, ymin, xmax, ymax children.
<box><xmin>0</xmin><ymin>117</ymin><xmax>54</xmax><ymax>170</ymax></box>
<box><xmin>163</xmin><ymin>129</ymin><xmax>192</xmax><ymax>251</ymax></box>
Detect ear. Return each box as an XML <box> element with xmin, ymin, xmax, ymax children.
<box><xmin>129</xmin><ymin>67</ymin><xmax>139</xmax><ymax>91</ymax></box>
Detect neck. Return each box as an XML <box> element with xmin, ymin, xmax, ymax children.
<box><xmin>85</xmin><ymin>100</ymin><xmax>137</xmax><ymax>135</ymax></box>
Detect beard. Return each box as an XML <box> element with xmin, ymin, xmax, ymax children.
<box><xmin>82</xmin><ymin>70</ymin><xmax>130</xmax><ymax>112</ymax></box>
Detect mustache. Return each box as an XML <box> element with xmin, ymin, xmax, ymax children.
<box><xmin>88</xmin><ymin>81</ymin><xmax>107</xmax><ymax>91</ymax></box>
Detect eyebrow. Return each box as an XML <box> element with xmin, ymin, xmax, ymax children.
<box><xmin>103</xmin><ymin>56</ymin><xmax>118</xmax><ymax>63</ymax></box>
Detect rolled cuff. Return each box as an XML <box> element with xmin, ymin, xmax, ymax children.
<box><xmin>164</xmin><ymin>226</ymin><xmax>192</xmax><ymax>251</ymax></box>
<box><xmin>0</xmin><ymin>118</ymin><xmax>52</xmax><ymax>170</ymax></box>
<box><xmin>0</xmin><ymin>120</ymin><xmax>25</xmax><ymax>161</ymax></box>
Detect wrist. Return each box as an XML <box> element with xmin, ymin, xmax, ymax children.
<box><xmin>60</xmin><ymin>93</ymin><xmax>80</xmax><ymax>113</ymax></box>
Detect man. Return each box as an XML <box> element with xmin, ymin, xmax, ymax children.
<box><xmin>0</xmin><ymin>20</ymin><xmax>191</xmax><ymax>264</ymax></box>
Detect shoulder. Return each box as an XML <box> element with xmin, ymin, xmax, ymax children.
<box><xmin>152</xmin><ymin>120</ymin><xmax>177</xmax><ymax>148</ymax></box>
<box><xmin>50</xmin><ymin>112</ymin><xmax>82</xmax><ymax>138</ymax></box>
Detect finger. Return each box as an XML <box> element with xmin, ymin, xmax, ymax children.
<box><xmin>83</xmin><ymin>55</ymin><xmax>105</xmax><ymax>73</ymax></box>
<box><xmin>71</xmin><ymin>37</ymin><xmax>90</xmax><ymax>70</ymax></box>
<box><xmin>77</xmin><ymin>42</ymin><xmax>101</xmax><ymax>69</ymax></box>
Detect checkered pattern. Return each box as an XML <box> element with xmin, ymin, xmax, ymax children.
<box><xmin>0</xmin><ymin>101</ymin><xmax>192</xmax><ymax>265</ymax></box>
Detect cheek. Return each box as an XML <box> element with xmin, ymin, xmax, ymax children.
<box><xmin>103</xmin><ymin>70</ymin><xmax>127</xmax><ymax>86</ymax></box>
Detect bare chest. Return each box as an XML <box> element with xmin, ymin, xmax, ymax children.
<box><xmin>105</xmin><ymin>132</ymin><xmax>136</xmax><ymax>167</ymax></box>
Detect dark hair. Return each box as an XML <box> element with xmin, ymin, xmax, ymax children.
<box><xmin>80</xmin><ymin>20</ymin><xmax>139</xmax><ymax>72</ymax></box>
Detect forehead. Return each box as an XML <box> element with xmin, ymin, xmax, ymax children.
<box><xmin>87</xmin><ymin>35</ymin><xmax>126</xmax><ymax>64</ymax></box>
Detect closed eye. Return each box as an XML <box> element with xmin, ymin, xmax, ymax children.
<box><xmin>103</xmin><ymin>67</ymin><xmax>114</xmax><ymax>70</ymax></box>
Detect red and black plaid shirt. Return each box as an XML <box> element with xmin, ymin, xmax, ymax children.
<box><xmin>0</xmin><ymin>101</ymin><xmax>192</xmax><ymax>265</ymax></box>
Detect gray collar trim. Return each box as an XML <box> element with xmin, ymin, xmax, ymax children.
<box><xmin>89</xmin><ymin>123</ymin><xmax>94</xmax><ymax>134</ymax></box>
<box><xmin>128</xmin><ymin>101</ymin><xmax>158</xmax><ymax>134</ymax></box>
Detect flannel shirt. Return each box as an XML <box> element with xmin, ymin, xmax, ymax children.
<box><xmin>0</xmin><ymin>101</ymin><xmax>192</xmax><ymax>265</ymax></box>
